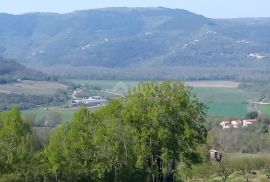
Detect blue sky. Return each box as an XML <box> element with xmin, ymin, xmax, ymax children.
<box><xmin>0</xmin><ymin>0</ymin><xmax>270</xmax><ymax>18</ymax></box>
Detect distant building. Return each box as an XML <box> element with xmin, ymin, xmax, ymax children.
<box><xmin>220</xmin><ymin>121</ymin><xmax>232</xmax><ymax>129</ymax></box>
<box><xmin>242</xmin><ymin>119</ymin><xmax>257</xmax><ymax>127</ymax></box>
<box><xmin>69</xmin><ymin>96</ymin><xmax>107</xmax><ymax>108</ymax></box>
<box><xmin>231</xmin><ymin>120</ymin><xmax>242</xmax><ymax>128</ymax></box>
<box><xmin>220</xmin><ymin>119</ymin><xmax>258</xmax><ymax>129</ymax></box>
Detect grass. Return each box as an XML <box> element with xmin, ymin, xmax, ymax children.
<box><xmin>182</xmin><ymin>153</ymin><xmax>270</xmax><ymax>182</ymax></box>
<box><xmin>22</xmin><ymin>107</ymin><xmax>78</xmax><ymax>122</ymax></box>
<box><xmin>70</xmin><ymin>79</ymin><xmax>139</xmax><ymax>90</ymax></box>
<box><xmin>0</xmin><ymin>80</ymin><xmax>68</xmax><ymax>96</ymax></box>
<box><xmin>260</xmin><ymin>104</ymin><xmax>270</xmax><ymax>116</ymax></box>
<box><xmin>22</xmin><ymin>106</ymin><xmax>104</xmax><ymax>123</ymax></box>
<box><xmin>192</xmin><ymin>87</ymin><xmax>258</xmax><ymax>117</ymax></box>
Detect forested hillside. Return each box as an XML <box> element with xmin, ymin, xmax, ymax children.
<box><xmin>0</xmin><ymin>57</ymin><xmax>51</xmax><ymax>83</ymax></box>
<box><xmin>0</xmin><ymin>8</ymin><xmax>270</xmax><ymax>80</ymax></box>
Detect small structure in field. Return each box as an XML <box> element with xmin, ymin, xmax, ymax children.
<box><xmin>210</xmin><ymin>149</ymin><xmax>222</xmax><ymax>162</ymax></box>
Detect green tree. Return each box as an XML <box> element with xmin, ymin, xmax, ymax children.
<box><xmin>45</xmin><ymin>81</ymin><xmax>207</xmax><ymax>181</ymax></box>
<box><xmin>122</xmin><ymin>81</ymin><xmax>207</xmax><ymax>181</ymax></box>
<box><xmin>246</xmin><ymin>111</ymin><xmax>258</xmax><ymax>119</ymax></box>
<box><xmin>0</xmin><ymin>108</ymin><xmax>39</xmax><ymax>180</ymax></box>
<box><xmin>46</xmin><ymin>108</ymin><xmax>99</xmax><ymax>181</ymax></box>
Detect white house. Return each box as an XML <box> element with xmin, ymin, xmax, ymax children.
<box><xmin>220</xmin><ymin>121</ymin><xmax>232</xmax><ymax>129</ymax></box>
<box><xmin>242</xmin><ymin>119</ymin><xmax>257</xmax><ymax>127</ymax></box>
<box><xmin>231</xmin><ymin>120</ymin><xmax>242</xmax><ymax>128</ymax></box>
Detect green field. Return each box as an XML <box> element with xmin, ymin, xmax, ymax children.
<box><xmin>22</xmin><ymin>107</ymin><xmax>78</xmax><ymax>122</ymax></box>
<box><xmin>260</xmin><ymin>104</ymin><xmax>270</xmax><ymax>116</ymax></box>
<box><xmin>70</xmin><ymin>79</ymin><xmax>139</xmax><ymax>90</ymax></box>
<box><xmin>193</xmin><ymin>87</ymin><xmax>259</xmax><ymax>117</ymax></box>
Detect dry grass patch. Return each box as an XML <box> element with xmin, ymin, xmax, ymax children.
<box><xmin>186</xmin><ymin>81</ymin><xmax>239</xmax><ymax>88</ymax></box>
<box><xmin>0</xmin><ymin>80</ymin><xmax>68</xmax><ymax>96</ymax></box>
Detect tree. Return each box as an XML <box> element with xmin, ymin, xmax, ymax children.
<box><xmin>0</xmin><ymin>108</ymin><xmax>39</xmax><ymax>180</ymax></box>
<box><xmin>45</xmin><ymin>81</ymin><xmax>207</xmax><ymax>181</ymax></box>
<box><xmin>246</xmin><ymin>111</ymin><xmax>258</xmax><ymax>119</ymax></box>
<box><xmin>46</xmin><ymin>108</ymin><xmax>99</xmax><ymax>181</ymax></box>
<box><xmin>122</xmin><ymin>81</ymin><xmax>207</xmax><ymax>181</ymax></box>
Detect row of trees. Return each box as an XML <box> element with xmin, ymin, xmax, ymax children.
<box><xmin>0</xmin><ymin>81</ymin><xmax>208</xmax><ymax>181</ymax></box>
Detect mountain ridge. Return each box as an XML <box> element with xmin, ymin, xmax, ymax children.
<box><xmin>0</xmin><ymin>7</ymin><xmax>270</xmax><ymax>79</ymax></box>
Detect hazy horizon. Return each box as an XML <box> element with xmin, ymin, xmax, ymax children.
<box><xmin>0</xmin><ymin>0</ymin><xmax>270</xmax><ymax>18</ymax></box>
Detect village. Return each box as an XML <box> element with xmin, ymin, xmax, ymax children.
<box><xmin>68</xmin><ymin>89</ymin><xmax>108</xmax><ymax>108</ymax></box>
<box><xmin>220</xmin><ymin>119</ymin><xmax>258</xmax><ymax>129</ymax></box>
<box><xmin>219</xmin><ymin>119</ymin><xmax>258</xmax><ymax>129</ymax></box>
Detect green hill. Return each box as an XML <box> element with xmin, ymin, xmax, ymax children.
<box><xmin>0</xmin><ymin>8</ymin><xmax>270</xmax><ymax>79</ymax></box>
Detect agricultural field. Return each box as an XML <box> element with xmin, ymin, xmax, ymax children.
<box><xmin>70</xmin><ymin>79</ymin><xmax>139</xmax><ymax>90</ymax></box>
<box><xmin>180</xmin><ymin>153</ymin><xmax>270</xmax><ymax>181</ymax></box>
<box><xmin>18</xmin><ymin>80</ymin><xmax>262</xmax><ymax>121</ymax></box>
<box><xmin>68</xmin><ymin>80</ymin><xmax>260</xmax><ymax>117</ymax></box>
<box><xmin>260</xmin><ymin>105</ymin><xmax>270</xmax><ymax>116</ymax></box>
<box><xmin>22</xmin><ymin>107</ymin><xmax>77</xmax><ymax>122</ymax></box>
<box><xmin>193</xmin><ymin>87</ymin><xmax>260</xmax><ymax>117</ymax></box>
<box><xmin>0</xmin><ymin>80</ymin><xmax>68</xmax><ymax>96</ymax></box>
<box><xmin>22</xmin><ymin>105</ymin><xmax>104</xmax><ymax>123</ymax></box>
<box><xmin>186</xmin><ymin>81</ymin><xmax>239</xmax><ymax>88</ymax></box>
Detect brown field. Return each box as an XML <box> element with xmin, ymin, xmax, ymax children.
<box><xmin>185</xmin><ymin>81</ymin><xmax>239</xmax><ymax>88</ymax></box>
<box><xmin>0</xmin><ymin>80</ymin><xmax>68</xmax><ymax>96</ymax></box>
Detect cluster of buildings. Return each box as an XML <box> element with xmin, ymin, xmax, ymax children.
<box><xmin>69</xmin><ymin>96</ymin><xmax>107</xmax><ymax>107</ymax></box>
<box><xmin>68</xmin><ymin>90</ymin><xmax>107</xmax><ymax>108</ymax></box>
<box><xmin>220</xmin><ymin>119</ymin><xmax>257</xmax><ymax>129</ymax></box>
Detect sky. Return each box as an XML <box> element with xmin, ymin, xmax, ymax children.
<box><xmin>0</xmin><ymin>0</ymin><xmax>270</xmax><ymax>18</ymax></box>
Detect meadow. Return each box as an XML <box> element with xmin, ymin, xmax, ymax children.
<box><xmin>22</xmin><ymin>107</ymin><xmax>77</xmax><ymax>122</ymax></box>
<box><xmin>193</xmin><ymin>87</ymin><xmax>259</xmax><ymax>117</ymax></box>
<box><xmin>260</xmin><ymin>104</ymin><xmax>270</xmax><ymax>116</ymax></box>
<box><xmin>0</xmin><ymin>80</ymin><xmax>67</xmax><ymax>96</ymax></box>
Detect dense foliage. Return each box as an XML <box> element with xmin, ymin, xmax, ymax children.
<box><xmin>0</xmin><ymin>57</ymin><xmax>52</xmax><ymax>83</ymax></box>
<box><xmin>0</xmin><ymin>81</ymin><xmax>208</xmax><ymax>181</ymax></box>
<box><xmin>45</xmin><ymin>81</ymin><xmax>207</xmax><ymax>181</ymax></box>
<box><xmin>0</xmin><ymin>108</ymin><xmax>40</xmax><ymax>181</ymax></box>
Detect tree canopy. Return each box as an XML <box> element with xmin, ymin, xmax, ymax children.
<box><xmin>0</xmin><ymin>108</ymin><xmax>39</xmax><ymax>180</ymax></box>
<box><xmin>45</xmin><ymin>81</ymin><xmax>207</xmax><ymax>181</ymax></box>
<box><xmin>0</xmin><ymin>81</ymin><xmax>207</xmax><ymax>181</ymax></box>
